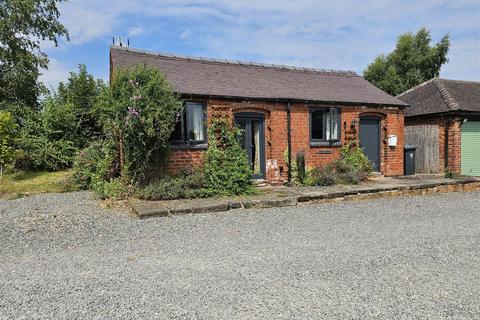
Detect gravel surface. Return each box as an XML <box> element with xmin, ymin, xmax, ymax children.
<box><xmin>1</xmin><ymin>191</ymin><xmax>479</xmax><ymax>319</ymax></box>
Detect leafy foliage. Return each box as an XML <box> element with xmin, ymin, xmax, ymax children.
<box><xmin>288</xmin><ymin>140</ymin><xmax>372</xmax><ymax>187</ymax></box>
<box><xmin>136</xmin><ymin>169</ymin><xmax>212</xmax><ymax>200</ymax></box>
<box><xmin>305</xmin><ymin>160</ymin><xmax>366</xmax><ymax>186</ymax></box>
<box><xmin>11</xmin><ymin>65</ymin><xmax>106</xmax><ymax>171</ymax></box>
<box><xmin>341</xmin><ymin>140</ymin><xmax>373</xmax><ymax>173</ymax></box>
<box><xmin>283</xmin><ymin>149</ymin><xmax>308</xmax><ymax>186</ymax></box>
<box><xmin>304</xmin><ymin>166</ymin><xmax>336</xmax><ymax>186</ymax></box>
<box><xmin>14</xmin><ymin>135</ymin><xmax>77</xmax><ymax>171</ymax></box>
<box><xmin>50</xmin><ymin>64</ymin><xmax>105</xmax><ymax>147</ymax></box>
<box><xmin>137</xmin><ymin>120</ymin><xmax>254</xmax><ymax>200</ymax></box>
<box><xmin>0</xmin><ymin>0</ymin><xmax>69</xmax><ymax>110</ymax></box>
<box><xmin>203</xmin><ymin>119</ymin><xmax>253</xmax><ymax>196</ymax></box>
<box><xmin>98</xmin><ymin>66</ymin><xmax>183</xmax><ymax>182</ymax></box>
<box><xmin>71</xmin><ymin>139</ymin><xmax>117</xmax><ymax>190</ymax></box>
<box><xmin>364</xmin><ymin>27</ymin><xmax>449</xmax><ymax>95</ymax></box>
<box><xmin>0</xmin><ymin>111</ymin><xmax>17</xmax><ymax>177</ymax></box>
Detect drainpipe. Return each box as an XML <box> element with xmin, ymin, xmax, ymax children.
<box><xmin>445</xmin><ymin>119</ymin><xmax>449</xmax><ymax>171</ymax></box>
<box><xmin>287</xmin><ymin>102</ymin><xmax>292</xmax><ymax>183</ymax></box>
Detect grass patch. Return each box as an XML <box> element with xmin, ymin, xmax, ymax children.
<box><xmin>0</xmin><ymin>171</ymin><xmax>72</xmax><ymax>199</ymax></box>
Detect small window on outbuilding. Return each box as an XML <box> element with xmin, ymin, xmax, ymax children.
<box><xmin>309</xmin><ymin>107</ymin><xmax>341</xmax><ymax>145</ymax></box>
<box><xmin>170</xmin><ymin>102</ymin><xmax>207</xmax><ymax>144</ymax></box>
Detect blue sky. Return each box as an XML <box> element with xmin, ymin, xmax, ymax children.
<box><xmin>41</xmin><ymin>0</ymin><xmax>480</xmax><ymax>89</ymax></box>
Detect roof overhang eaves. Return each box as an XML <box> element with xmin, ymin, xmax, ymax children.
<box><xmin>178</xmin><ymin>93</ymin><xmax>408</xmax><ymax>108</ymax></box>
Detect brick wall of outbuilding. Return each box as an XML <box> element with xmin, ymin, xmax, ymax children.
<box><xmin>166</xmin><ymin>99</ymin><xmax>405</xmax><ymax>183</ymax></box>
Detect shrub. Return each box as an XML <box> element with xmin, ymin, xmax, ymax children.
<box><xmin>136</xmin><ymin>169</ymin><xmax>212</xmax><ymax>200</ymax></box>
<box><xmin>71</xmin><ymin>139</ymin><xmax>116</xmax><ymax>190</ymax></box>
<box><xmin>204</xmin><ymin>119</ymin><xmax>253</xmax><ymax>195</ymax></box>
<box><xmin>0</xmin><ymin>111</ymin><xmax>17</xmax><ymax>177</ymax></box>
<box><xmin>305</xmin><ymin>166</ymin><xmax>336</xmax><ymax>186</ymax></box>
<box><xmin>305</xmin><ymin>159</ymin><xmax>367</xmax><ymax>187</ymax></box>
<box><xmin>98</xmin><ymin>66</ymin><xmax>183</xmax><ymax>182</ymax></box>
<box><xmin>295</xmin><ymin>151</ymin><xmax>307</xmax><ymax>185</ymax></box>
<box><xmin>92</xmin><ymin>177</ymin><xmax>130</xmax><ymax>200</ymax></box>
<box><xmin>14</xmin><ymin>135</ymin><xmax>77</xmax><ymax>171</ymax></box>
<box><xmin>283</xmin><ymin>149</ymin><xmax>308</xmax><ymax>186</ymax></box>
<box><xmin>341</xmin><ymin>140</ymin><xmax>373</xmax><ymax>173</ymax></box>
<box><xmin>328</xmin><ymin>159</ymin><xmax>365</xmax><ymax>185</ymax></box>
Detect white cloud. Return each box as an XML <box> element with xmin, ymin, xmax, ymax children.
<box><xmin>179</xmin><ymin>29</ymin><xmax>191</xmax><ymax>40</ymax></box>
<box><xmin>60</xmin><ymin>4</ymin><xmax>115</xmax><ymax>44</ymax></box>
<box><xmin>40</xmin><ymin>58</ymin><xmax>71</xmax><ymax>90</ymax></box>
<box><xmin>50</xmin><ymin>0</ymin><xmax>480</xmax><ymax>81</ymax></box>
<box><xmin>128</xmin><ymin>25</ymin><xmax>144</xmax><ymax>36</ymax></box>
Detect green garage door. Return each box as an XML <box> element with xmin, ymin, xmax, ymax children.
<box><xmin>461</xmin><ymin>121</ymin><xmax>480</xmax><ymax>176</ymax></box>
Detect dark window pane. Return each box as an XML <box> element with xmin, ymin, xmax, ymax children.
<box><xmin>311</xmin><ymin>110</ymin><xmax>324</xmax><ymax>140</ymax></box>
<box><xmin>170</xmin><ymin>113</ymin><xmax>183</xmax><ymax>141</ymax></box>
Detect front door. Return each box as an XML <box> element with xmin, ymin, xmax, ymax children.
<box><xmin>234</xmin><ymin>113</ymin><xmax>266</xmax><ymax>179</ymax></box>
<box><xmin>359</xmin><ymin>117</ymin><xmax>381</xmax><ymax>172</ymax></box>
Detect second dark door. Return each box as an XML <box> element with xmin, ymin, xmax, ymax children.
<box><xmin>359</xmin><ymin>117</ymin><xmax>381</xmax><ymax>172</ymax></box>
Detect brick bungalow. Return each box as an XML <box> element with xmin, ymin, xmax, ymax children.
<box><xmin>398</xmin><ymin>78</ymin><xmax>480</xmax><ymax>176</ymax></box>
<box><xmin>110</xmin><ymin>45</ymin><xmax>407</xmax><ymax>184</ymax></box>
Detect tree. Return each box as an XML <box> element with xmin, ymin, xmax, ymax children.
<box><xmin>0</xmin><ymin>0</ymin><xmax>69</xmax><ymax>113</ymax></box>
<box><xmin>0</xmin><ymin>111</ymin><xmax>17</xmax><ymax>178</ymax></box>
<box><xmin>47</xmin><ymin>64</ymin><xmax>106</xmax><ymax>147</ymax></box>
<box><xmin>364</xmin><ymin>27</ymin><xmax>450</xmax><ymax>95</ymax></box>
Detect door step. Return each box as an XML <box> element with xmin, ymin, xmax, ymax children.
<box><xmin>251</xmin><ymin>179</ymin><xmax>268</xmax><ymax>187</ymax></box>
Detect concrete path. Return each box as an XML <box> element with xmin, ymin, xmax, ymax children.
<box><xmin>131</xmin><ymin>175</ymin><xmax>480</xmax><ymax>218</ymax></box>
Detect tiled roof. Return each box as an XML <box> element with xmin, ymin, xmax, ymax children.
<box><xmin>398</xmin><ymin>78</ymin><xmax>480</xmax><ymax>117</ymax></box>
<box><xmin>110</xmin><ymin>45</ymin><xmax>407</xmax><ymax>107</ymax></box>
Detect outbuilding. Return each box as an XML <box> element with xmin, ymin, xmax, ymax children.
<box><xmin>398</xmin><ymin>78</ymin><xmax>480</xmax><ymax>176</ymax></box>
<box><xmin>110</xmin><ymin>45</ymin><xmax>407</xmax><ymax>183</ymax></box>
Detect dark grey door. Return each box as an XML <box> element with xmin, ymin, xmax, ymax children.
<box><xmin>234</xmin><ymin>113</ymin><xmax>266</xmax><ymax>179</ymax></box>
<box><xmin>359</xmin><ymin>117</ymin><xmax>381</xmax><ymax>172</ymax></box>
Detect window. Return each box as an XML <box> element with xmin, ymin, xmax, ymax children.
<box><xmin>309</xmin><ymin>107</ymin><xmax>340</xmax><ymax>144</ymax></box>
<box><xmin>170</xmin><ymin>102</ymin><xmax>206</xmax><ymax>144</ymax></box>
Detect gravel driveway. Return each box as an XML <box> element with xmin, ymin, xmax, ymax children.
<box><xmin>1</xmin><ymin>191</ymin><xmax>479</xmax><ymax>319</ymax></box>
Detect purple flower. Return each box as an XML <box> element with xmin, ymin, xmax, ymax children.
<box><xmin>127</xmin><ymin>106</ymin><xmax>140</xmax><ymax>117</ymax></box>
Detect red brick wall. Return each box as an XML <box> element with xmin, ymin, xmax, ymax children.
<box><xmin>166</xmin><ymin>99</ymin><xmax>406</xmax><ymax>182</ymax></box>
<box><xmin>405</xmin><ymin>117</ymin><xmax>462</xmax><ymax>174</ymax></box>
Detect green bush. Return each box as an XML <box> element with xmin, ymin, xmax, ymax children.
<box><xmin>341</xmin><ymin>140</ymin><xmax>373</xmax><ymax>173</ymax></box>
<box><xmin>136</xmin><ymin>169</ymin><xmax>212</xmax><ymax>200</ymax></box>
<box><xmin>283</xmin><ymin>149</ymin><xmax>308</xmax><ymax>186</ymax></box>
<box><xmin>305</xmin><ymin>166</ymin><xmax>336</xmax><ymax>186</ymax></box>
<box><xmin>71</xmin><ymin>139</ymin><xmax>116</xmax><ymax>190</ymax></box>
<box><xmin>14</xmin><ymin>135</ymin><xmax>77</xmax><ymax>171</ymax></box>
<box><xmin>92</xmin><ymin>177</ymin><xmax>129</xmax><ymax>200</ymax></box>
<box><xmin>98</xmin><ymin>66</ymin><xmax>183</xmax><ymax>182</ymax></box>
<box><xmin>204</xmin><ymin>119</ymin><xmax>253</xmax><ymax>196</ymax></box>
<box><xmin>0</xmin><ymin>111</ymin><xmax>17</xmax><ymax>177</ymax></box>
<box><xmin>295</xmin><ymin>151</ymin><xmax>307</xmax><ymax>185</ymax></box>
<box><xmin>328</xmin><ymin>159</ymin><xmax>365</xmax><ymax>185</ymax></box>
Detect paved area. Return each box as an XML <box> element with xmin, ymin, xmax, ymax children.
<box><xmin>131</xmin><ymin>175</ymin><xmax>480</xmax><ymax>217</ymax></box>
<box><xmin>1</xmin><ymin>191</ymin><xmax>480</xmax><ymax>319</ymax></box>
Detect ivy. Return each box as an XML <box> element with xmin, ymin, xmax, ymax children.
<box><xmin>204</xmin><ymin>119</ymin><xmax>253</xmax><ymax>195</ymax></box>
